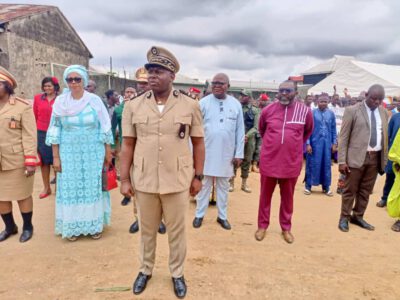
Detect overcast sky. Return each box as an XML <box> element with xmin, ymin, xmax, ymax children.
<box><xmin>12</xmin><ymin>0</ymin><xmax>400</xmax><ymax>81</ymax></box>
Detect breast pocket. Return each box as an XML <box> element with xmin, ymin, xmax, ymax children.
<box><xmin>225</xmin><ymin>113</ymin><xmax>237</xmax><ymax>131</ymax></box>
<box><xmin>174</xmin><ymin>115</ymin><xmax>192</xmax><ymax>139</ymax></box>
<box><xmin>132</xmin><ymin>116</ymin><xmax>148</xmax><ymax>137</ymax></box>
<box><xmin>2</xmin><ymin>114</ymin><xmax>22</xmax><ymax>130</ymax></box>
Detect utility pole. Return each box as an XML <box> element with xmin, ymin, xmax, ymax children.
<box><xmin>108</xmin><ymin>56</ymin><xmax>113</xmax><ymax>89</ymax></box>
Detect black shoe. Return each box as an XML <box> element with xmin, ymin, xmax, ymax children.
<box><xmin>350</xmin><ymin>216</ymin><xmax>375</xmax><ymax>231</ymax></box>
<box><xmin>50</xmin><ymin>177</ymin><xmax>56</xmax><ymax>184</ymax></box>
<box><xmin>129</xmin><ymin>220</ymin><xmax>139</xmax><ymax>234</ymax></box>
<box><xmin>172</xmin><ymin>276</ymin><xmax>187</xmax><ymax>299</ymax></box>
<box><xmin>376</xmin><ymin>199</ymin><xmax>386</xmax><ymax>208</ymax></box>
<box><xmin>19</xmin><ymin>227</ymin><xmax>33</xmax><ymax>243</ymax></box>
<box><xmin>217</xmin><ymin>217</ymin><xmax>231</xmax><ymax>230</ymax></box>
<box><xmin>158</xmin><ymin>222</ymin><xmax>166</xmax><ymax>234</ymax></box>
<box><xmin>209</xmin><ymin>200</ymin><xmax>216</xmax><ymax>206</ymax></box>
<box><xmin>133</xmin><ymin>272</ymin><xmax>151</xmax><ymax>295</ymax></box>
<box><xmin>121</xmin><ymin>197</ymin><xmax>131</xmax><ymax>206</ymax></box>
<box><xmin>338</xmin><ymin>218</ymin><xmax>349</xmax><ymax>232</ymax></box>
<box><xmin>0</xmin><ymin>225</ymin><xmax>18</xmax><ymax>242</ymax></box>
<box><xmin>192</xmin><ymin>217</ymin><xmax>203</xmax><ymax>228</ymax></box>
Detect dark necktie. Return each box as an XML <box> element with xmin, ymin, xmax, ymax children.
<box><xmin>369</xmin><ymin>110</ymin><xmax>377</xmax><ymax>148</ymax></box>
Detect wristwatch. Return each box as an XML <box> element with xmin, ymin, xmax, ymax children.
<box><xmin>194</xmin><ymin>174</ymin><xmax>204</xmax><ymax>181</ymax></box>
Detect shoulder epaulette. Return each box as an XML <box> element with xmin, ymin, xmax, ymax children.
<box><xmin>179</xmin><ymin>89</ymin><xmax>197</xmax><ymax>100</ymax></box>
<box><xmin>14</xmin><ymin>97</ymin><xmax>30</xmax><ymax>105</ymax></box>
<box><xmin>129</xmin><ymin>90</ymin><xmax>147</xmax><ymax>100</ymax></box>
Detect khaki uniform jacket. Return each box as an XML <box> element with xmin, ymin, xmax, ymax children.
<box><xmin>122</xmin><ymin>89</ymin><xmax>204</xmax><ymax>194</ymax></box>
<box><xmin>0</xmin><ymin>97</ymin><xmax>37</xmax><ymax>171</ymax></box>
<box><xmin>338</xmin><ymin>102</ymin><xmax>388</xmax><ymax>173</ymax></box>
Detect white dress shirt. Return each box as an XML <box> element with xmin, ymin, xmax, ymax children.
<box><xmin>364</xmin><ymin>101</ymin><xmax>382</xmax><ymax>151</ymax></box>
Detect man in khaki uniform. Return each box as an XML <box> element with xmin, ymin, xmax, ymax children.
<box><xmin>127</xmin><ymin>67</ymin><xmax>166</xmax><ymax>235</ymax></box>
<box><xmin>120</xmin><ymin>46</ymin><xmax>205</xmax><ymax>299</ymax></box>
<box><xmin>0</xmin><ymin>66</ymin><xmax>37</xmax><ymax>243</ymax></box>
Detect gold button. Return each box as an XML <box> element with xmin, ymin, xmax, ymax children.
<box><xmin>159</xmin><ymin>133</ymin><xmax>162</xmax><ymax>136</ymax></box>
<box><xmin>159</xmin><ymin>118</ymin><xmax>163</xmax><ymax>121</ymax></box>
<box><xmin>158</xmin><ymin>161</ymin><xmax>162</xmax><ymax>164</ymax></box>
<box><xmin>159</xmin><ymin>147</ymin><xmax>163</xmax><ymax>151</ymax></box>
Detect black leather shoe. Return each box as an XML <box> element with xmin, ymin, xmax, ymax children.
<box><xmin>350</xmin><ymin>216</ymin><xmax>375</xmax><ymax>231</ymax></box>
<box><xmin>217</xmin><ymin>217</ymin><xmax>231</xmax><ymax>230</ymax></box>
<box><xmin>129</xmin><ymin>220</ymin><xmax>139</xmax><ymax>234</ymax></box>
<box><xmin>19</xmin><ymin>227</ymin><xmax>33</xmax><ymax>243</ymax></box>
<box><xmin>0</xmin><ymin>225</ymin><xmax>18</xmax><ymax>242</ymax></box>
<box><xmin>209</xmin><ymin>200</ymin><xmax>216</xmax><ymax>206</ymax></box>
<box><xmin>376</xmin><ymin>199</ymin><xmax>386</xmax><ymax>208</ymax></box>
<box><xmin>172</xmin><ymin>276</ymin><xmax>187</xmax><ymax>299</ymax></box>
<box><xmin>338</xmin><ymin>218</ymin><xmax>349</xmax><ymax>232</ymax></box>
<box><xmin>133</xmin><ymin>272</ymin><xmax>151</xmax><ymax>295</ymax></box>
<box><xmin>158</xmin><ymin>222</ymin><xmax>166</xmax><ymax>234</ymax></box>
<box><xmin>121</xmin><ymin>197</ymin><xmax>131</xmax><ymax>206</ymax></box>
<box><xmin>192</xmin><ymin>217</ymin><xmax>203</xmax><ymax>228</ymax></box>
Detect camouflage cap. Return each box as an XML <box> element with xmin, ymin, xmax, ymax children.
<box><xmin>240</xmin><ymin>89</ymin><xmax>252</xmax><ymax>97</ymax></box>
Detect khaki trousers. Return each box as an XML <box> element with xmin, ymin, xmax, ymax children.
<box><xmin>132</xmin><ymin>196</ymin><xmax>138</xmax><ymax>218</ymax></box>
<box><xmin>136</xmin><ymin>190</ymin><xmax>189</xmax><ymax>278</ymax></box>
<box><xmin>341</xmin><ymin>151</ymin><xmax>379</xmax><ymax>219</ymax></box>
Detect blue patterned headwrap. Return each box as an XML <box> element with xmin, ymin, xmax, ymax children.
<box><xmin>63</xmin><ymin>65</ymin><xmax>89</xmax><ymax>87</ymax></box>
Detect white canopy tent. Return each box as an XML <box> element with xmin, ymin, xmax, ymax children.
<box><xmin>308</xmin><ymin>60</ymin><xmax>400</xmax><ymax>97</ymax></box>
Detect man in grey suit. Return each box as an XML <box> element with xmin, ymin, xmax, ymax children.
<box><xmin>338</xmin><ymin>84</ymin><xmax>388</xmax><ymax>232</ymax></box>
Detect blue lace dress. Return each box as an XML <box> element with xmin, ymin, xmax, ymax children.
<box><xmin>46</xmin><ymin>104</ymin><xmax>113</xmax><ymax>238</ymax></box>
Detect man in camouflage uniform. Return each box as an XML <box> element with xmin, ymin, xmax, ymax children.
<box><xmin>251</xmin><ymin>94</ymin><xmax>271</xmax><ymax>173</ymax></box>
<box><xmin>230</xmin><ymin>89</ymin><xmax>260</xmax><ymax>193</ymax></box>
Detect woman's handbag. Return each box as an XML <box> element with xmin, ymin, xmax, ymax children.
<box><xmin>102</xmin><ymin>165</ymin><xmax>118</xmax><ymax>191</ymax></box>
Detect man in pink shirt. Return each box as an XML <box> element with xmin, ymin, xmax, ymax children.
<box><xmin>255</xmin><ymin>80</ymin><xmax>313</xmax><ymax>243</ymax></box>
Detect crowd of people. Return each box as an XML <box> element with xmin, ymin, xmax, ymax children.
<box><xmin>0</xmin><ymin>45</ymin><xmax>399</xmax><ymax>299</ymax></box>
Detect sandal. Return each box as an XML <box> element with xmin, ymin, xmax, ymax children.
<box><xmin>67</xmin><ymin>236</ymin><xmax>78</xmax><ymax>242</ymax></box>
<box><xmin>391</xmin><ymin>220</ymin><xmax>400</xmax><ymax>232</ymax></box>
<box><xmin>91</xmin><ymin>233</ymin><xmax>102</xmax><ymax>240</ymax></box>
<box><xmin>39</xmin><ymin>191</ymin><xmax>52</xmax><ymax>199</ymax></box>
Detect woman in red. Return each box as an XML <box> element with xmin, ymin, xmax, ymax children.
<box><xmin>33</xmin><ymin>77</ymin><xmax>60</xmax><ymax>199</ymax></box>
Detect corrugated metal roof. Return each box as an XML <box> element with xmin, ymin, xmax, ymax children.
<box><xmin>0</xmin><ymin>4</ymin><xmax>93</xmax><ymax>58</ymax></box>
<box><xmin>0</xmin><ymin>4</ymin><xmax>55</xmax><ymax>23</ymax></box>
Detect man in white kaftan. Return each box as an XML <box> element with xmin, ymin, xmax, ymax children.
<box><xmin>193</xmin><ymin>73</ymin><xmax>245</xmax><ymax>230</ymax></box>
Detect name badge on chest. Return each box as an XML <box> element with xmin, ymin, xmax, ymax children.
<box><xmin>9</xmin><ymin>116</ymin><xmax>17</xmax><ymax>129</ymax></box>
<box><xmin>178</xmin><ymin>123</ymin><xmax>186</xmax><ymax>139</ymax></box>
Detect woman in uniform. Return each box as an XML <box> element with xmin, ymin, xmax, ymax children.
<box><xmin>0</xmin><ymin>67</ymin><xmax>37</xmax><ymax>243</ymax></box>
<box><xmin>46</xmin><ymin>65</ymin><xmax>113</xmax><ymax>241</ymax></box>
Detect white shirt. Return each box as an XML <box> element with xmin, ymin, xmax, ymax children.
<box><xmin>157</xmin><ymin>104</ymin><xmax>165</xmax><ymax>113</ymax></box>
<box><xmin>364</xmin><ymin>102</ymin><xmax>382</xmax><ymax>151</ymax></box>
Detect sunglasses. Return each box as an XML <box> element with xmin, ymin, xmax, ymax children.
<box><xmin>66</xmin><ymin>77</ymin><xmax>82</xmax><ymax>83</ymax></box>
<box><xmin>211</xmin><ymin>81</ymin><xmax>227</xmax><ymax>86</ymax></box>
<box><xmin>279</xmin><ymin>88</ymin><xmax>294</xmax><ymax>94</ymax></box>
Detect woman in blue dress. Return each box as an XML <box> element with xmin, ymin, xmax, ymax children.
<box><xmin>46</xmin><ymin>65</ymin><xmax>113</xmax><ymax>241</ymax></box>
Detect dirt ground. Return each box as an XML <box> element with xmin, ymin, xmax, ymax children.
<box><xmin>0</xmin><ymin>166</ymin><xmax>399</xmax><ymax>300</ymax></box>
